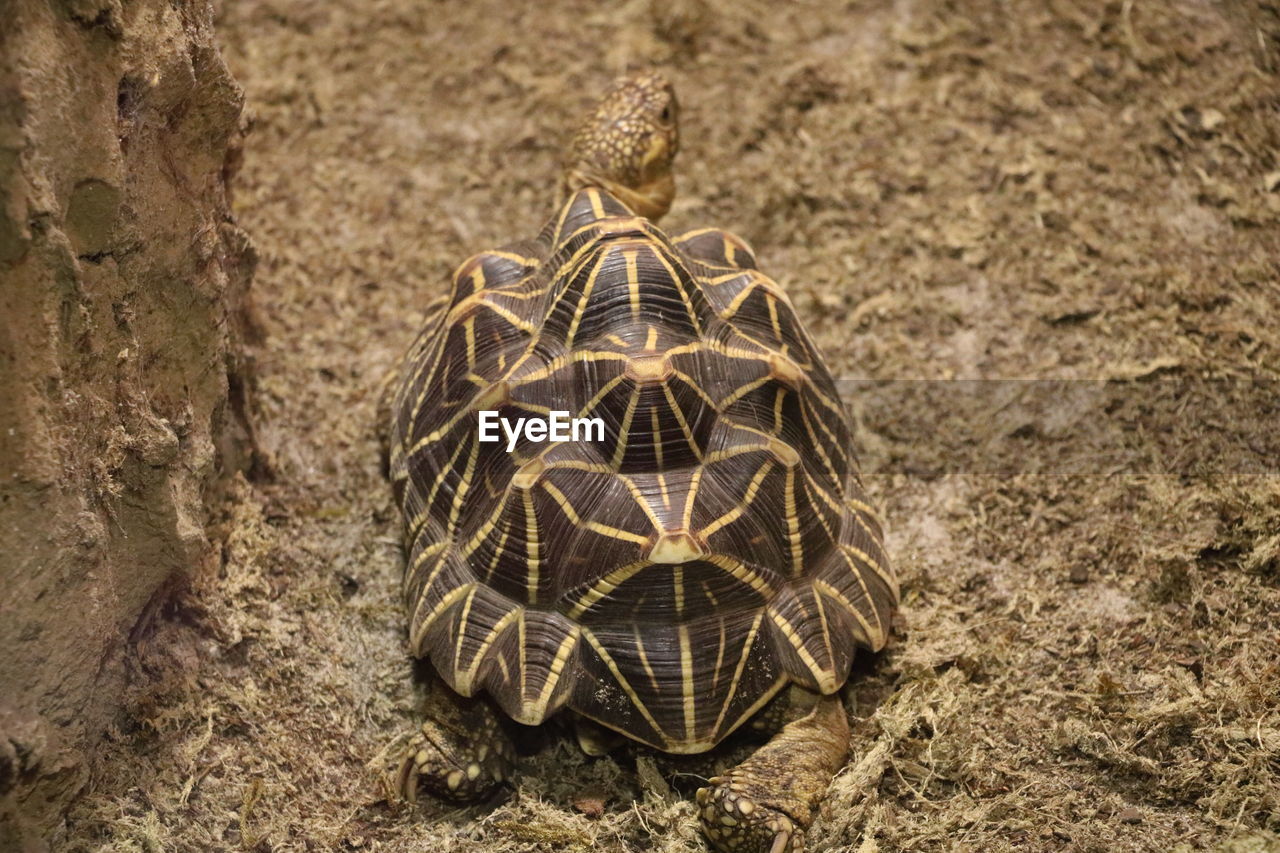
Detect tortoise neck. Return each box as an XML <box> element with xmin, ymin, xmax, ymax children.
<box><xmin>561</xmin><ymin>168</ymin><xmax>674</xmax><ymax>222</ymax></box>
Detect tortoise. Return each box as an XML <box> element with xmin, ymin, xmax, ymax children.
<box><xmin>385</xmin><ymin>71</ymin><xmax>897</xmax><ymax>853</ymax></box>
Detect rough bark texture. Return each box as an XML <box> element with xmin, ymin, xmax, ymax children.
<box><xmin>0</xmin><ymin>0</ymin><xmax>254</xmax><ymax>846</ymax></box>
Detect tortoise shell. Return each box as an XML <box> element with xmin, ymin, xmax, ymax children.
<box><xmin>388</xmin><ymin>187</ymin><xmax>896</xmax><ymax>753</ymax></box>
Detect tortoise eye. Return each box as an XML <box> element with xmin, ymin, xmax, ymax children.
<box><xmin>660</xmin><ymin>105</ymin><xmax>672</xmax><ymax>123</ymax></box>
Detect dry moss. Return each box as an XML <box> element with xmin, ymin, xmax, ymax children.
<box><xmin>63</xmin><ymin>0</ymin><xmax>1279</xmax><ymax>850</ymax></box>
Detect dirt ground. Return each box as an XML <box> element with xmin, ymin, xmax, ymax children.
<box><xmin>62</xmin><ymin>0</ymin><xmax>1279</xmax><ymax>851</ymax></box>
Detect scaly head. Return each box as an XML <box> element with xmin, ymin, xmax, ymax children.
<box><xmin>562</xmin><ymin>71</ymin><xmax>679</xmax><ymax>221</ymax></box>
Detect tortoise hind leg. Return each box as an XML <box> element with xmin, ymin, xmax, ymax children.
<box><xmin>696</xmin><ymin>692</ymin><xmax>849</xmax><ymax>853</ymax></box>
<box><xmin>397</xmin><ymin>682</ymin><xmax>516</xmax><ymax>803</ymax></box>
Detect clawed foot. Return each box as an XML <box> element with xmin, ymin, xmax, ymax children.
<box><xmin>396</xmin><ymin>719</ymin><xmax>515</xmax><ymax>804</ymax></box>
<box><xmin>696</xmin><ymin>778</ymin><xmax>805</xmax><ymax>853</ymax></box>
<box><xmin>694</xmin><ymin>693</ymin><xmax>850</xmax><ymax>853</ymax></box>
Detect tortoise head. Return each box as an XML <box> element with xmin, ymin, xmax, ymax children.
<box><xmin>561</xmin><ymin>71</ymin><xmax>679</xmax><ymax>221</ymax></box>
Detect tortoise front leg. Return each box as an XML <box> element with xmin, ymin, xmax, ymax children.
<box><xmin>696</xmin><ymin>693</ymin><xmax>849</xmax><ymax>853</ymax></box>
<box><xmin>396</xmin><ymin>683</ymin><xmax>516</xmax><ymax>804</ymax></box>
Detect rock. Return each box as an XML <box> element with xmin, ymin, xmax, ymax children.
<box><xmin>0</xmin><ymin>0</ymin><xmax>257</xmax><ymax>842</ymax></box>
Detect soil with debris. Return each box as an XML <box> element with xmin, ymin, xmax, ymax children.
<box><xmin>64</xmin><ymin>1</ymin><xmax>1279</xmax><ymax>851</ymax></box>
